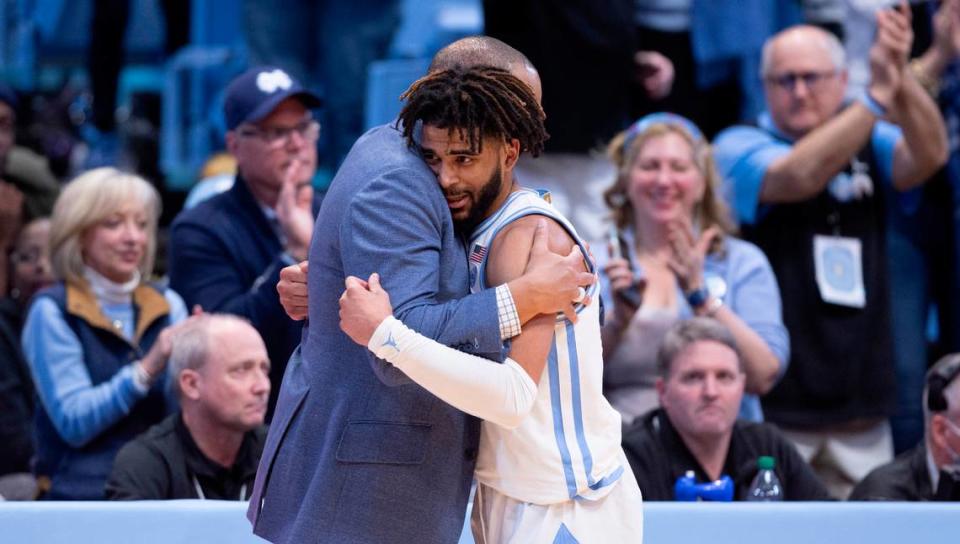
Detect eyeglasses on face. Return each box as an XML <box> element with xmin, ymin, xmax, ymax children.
<box><xmin>237</xmin><ymin>119</ymin><xmax>320</xmax><ymax>148</ymax></box>
<box><xmin>765</xmin><ymin>70</ymin><xmax>837</xmax><ymax>92</ymax></box>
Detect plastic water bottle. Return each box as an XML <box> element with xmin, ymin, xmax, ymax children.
<box><xmin>746</xmin><ymin>456</ymin><xmax>783</xmax><ymax>501</ymax></box>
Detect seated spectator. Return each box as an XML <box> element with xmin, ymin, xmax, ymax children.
<box><xmin>106</xmin><ymin>314</ymin><xmax>269</xmax><ymax>500</ymax></box>
<box><xmin>183</xmin><ymin>153</ymin><xmax>237</xmax><ymax>210</ymax></box>
<box><xmin>168</xmin><ymin>67</ymin><xmax>322</xmax><ymax>417</ymax></box>
<box><xmin>622</xmin><ymin>318</ymin><xmax>830</xmax><ymax>501</ymax></box>
<box><xmin>600</xmin><ymin>112</ymin><xmax>788</xmax><ymax>425</ymax></box>
<box><xmin>850</xmin><ymin>354</ymin><xmax>960</xmax><ymax>501</ymax></box>
<box><xmin>0</xmin><ymin>217</ymin><xmax>54</xmax><ymax>500</ymax></box>
<box><xmin>21</xmin><ymin>168</ymin><xmax>188</xmax><ymax>499</ymax></box>
<box><xmin>713</xmin><ymin>17</ymin><xmax>948</xmax><ymax>497</ymax></box>
<box><xmin>0</xmin><ymin>84</ymin><xmax>59</xmax><ymax>296</ymax></box>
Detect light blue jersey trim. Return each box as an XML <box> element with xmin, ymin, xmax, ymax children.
<box><xmin>553</xmin><ymin>523</ymin><xmax>581</xmax><ymax>544</ymax></box>
<box><xmin>565</xmin><ymin>320</ymin><xmax>596</xmax><ymax>487</ymax></box>
<box><xmin>588</xmin><ymin>464</ymin><xmax>623</xmax><ymax>491</ymax></box>
<box><xmin>472</xmin><ymin>190</ymin><xmax>599</xmax><ymax>320</ymax></box>
<box><xmin>548</xmin><ymin>340</ymin><xmax>579</xmax><ymax>499</ymax></box>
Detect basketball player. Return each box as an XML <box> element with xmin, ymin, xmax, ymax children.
<box><xmin>339</xmin><ymin>65</ymin><xmax>643</xmax><ymax>544</ymax></box>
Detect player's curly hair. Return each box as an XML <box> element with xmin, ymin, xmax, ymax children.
<box><xmin>398</xmin><ymin>65</ymin><xmax>548</xmax><ymax>156</ymax></box>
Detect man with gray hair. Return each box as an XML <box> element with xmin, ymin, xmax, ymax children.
<box><xmin>713</xmin><ymin>6</ymin><xmax>948</xmax><ymax>498</ymax></box>
<box><xmin>622</xmin><ymin>318</ymin><xmax>829</xmax><ymax>501</ymax></box>
<box><xmin>851</xmin><ymin>354</ymin><xmax>960</xmax><ymax>501</ymax></box>
<box><xmin>105</xmin><ymin>314</ymin><xmax>270</xmax><ymax>500</ymax></box>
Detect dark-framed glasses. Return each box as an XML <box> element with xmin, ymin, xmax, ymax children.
<box><xmin>765</xmin><ymin>70</ymin><xmax>837</xmax><ymax>92</ymax></box>
<box><xmin>237</xmin><ymin>119</ymin><xmax>320</xmax><ymax>148</ymax></box>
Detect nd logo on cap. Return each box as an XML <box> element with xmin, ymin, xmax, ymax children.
<box><xmin>256</xmin><ymin>70</ymin><xmax>293</xmax><ymax>94</ymax></box>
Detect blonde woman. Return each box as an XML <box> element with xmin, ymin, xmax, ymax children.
<box><xmin>21</xmin><ymin>167</ymin><xmax>187</xmax><ymax>499</ymax></box>
<box><xmin>600</xmin><ymin>113</ymin><xmax>788</xmax><ymax>424</ymax></box>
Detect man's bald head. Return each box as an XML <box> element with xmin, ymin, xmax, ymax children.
<box><xmin>761</xmin><ymin>25</ymin><xmax>846</xmax><ymax>79</ymax></box>
<box><xmin>431</xmin><ymin>36</ymin><xmax>531</xmax><ymax>73</ymax></box>
<box><xmin>760</xmin><ymin>25</ymin><xmax>848</xmax><ymax>139</ymax></box>
<box><xmin>430</xmin><ymin>36</ymin><xmax>542</xmax><ymax>104</ymax></box>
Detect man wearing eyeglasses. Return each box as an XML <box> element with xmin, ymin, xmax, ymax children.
<box><xmin>714</xmin><ymin>6</ymin><xmax>948</xmax><ymax>499</ymax></box>
<box><xmin>169</xmin><ymin>67</ymin><xmax>323</xmax><ymax>418</ymax></box>
<box><xmin>851</xmin><ymin>354</ymin><xmax>960</xmax><ymax>501</ymax></box>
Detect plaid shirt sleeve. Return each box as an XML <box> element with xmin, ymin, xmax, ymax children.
<box><xmin>496</xmin><ymin>284</ymin><xmax>521</xmax><ymax>340</ymax></box>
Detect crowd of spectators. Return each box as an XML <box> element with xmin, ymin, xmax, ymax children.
<box><xmin>0</xmin><ymin>0</ymin><xmax>959</xmax><ymax>513</ymax></box>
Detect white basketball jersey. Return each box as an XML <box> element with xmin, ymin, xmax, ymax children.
<box><xmin>468</xmin><ymin>188</ymin><xmax>624</xmax><ymax>504</ymax></box>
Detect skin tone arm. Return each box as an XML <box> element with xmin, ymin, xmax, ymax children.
<box><xmin>760</xmin><ymin>105</ymin><xmax>878</xmax><ymax>204</ymax></box>
<box><xmin>484</xmin><ymin>215</ymin><xmax>584</xmax><ymax>380</ymax></box>
<box><xmin>279</xmin><ymin>218</ymin><xmax>595</xmax><ymax>324</ymax></box>
<box><xmin>761</xmin><ymin>5</ymin><xmax>936</xmax><ymax>203</ymax></box>
<box><xmin>340</xmin><ymin>216</ymin><xmax>584</xmax><ymax>381</ymax></box>
<box><xmin>912</xmin><ymin>0</ymin><xmax>960</xmax><ymax>80</ymax></box>
<box><xmin>882</xmin><ymin>4</ymin><xmax>949</xmax><ymax>189</ymax></box>
<box><xmin>336</xmin><ymin>217</ymin><xmax>584</xmax><ymax>427</ymax></box>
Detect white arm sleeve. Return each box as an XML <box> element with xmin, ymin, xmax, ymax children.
<box><xmin>368</xmin><ymin>316</ymin><xmax>538</xmax><ymax>429</ymax></box>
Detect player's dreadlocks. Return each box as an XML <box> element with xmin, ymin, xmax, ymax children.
<box><xmin>398</xmin><ymin>65</ymin><xmax>548</xmax><ymax>157</ymax></box>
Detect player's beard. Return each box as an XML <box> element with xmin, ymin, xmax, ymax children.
<box><xmin>453</xmin><ymin>162</ymin><xmax>504</xmax><ymax>235</ymax></box>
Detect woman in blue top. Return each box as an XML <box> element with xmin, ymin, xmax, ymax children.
<box><xmin>22</xmin><ymin>167</ymin><xmax>188</xmax><ymax>499</ymax></box>
<box><xmin>599</xmin><ymin>113</ymin><xmax>789</xmax><ymax>424</ymax></box>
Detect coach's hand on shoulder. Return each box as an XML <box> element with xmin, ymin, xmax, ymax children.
<box><xmin>511</xmin><ymin>219</ymin><xmax>595</xmax><ymax>324</ymax></box>
<box><xmin>339</xmin><ymin>273</ymin><xmax>394</xmax><ymax>346</ymax></box>
<box><xmin>278</xmin><ymin>260</ymin><xmax>309</xmax><ymax>320</ymax></box>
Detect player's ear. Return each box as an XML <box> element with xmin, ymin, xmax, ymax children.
<box><xmin>502</xmin><ymin>138</ymin><xmax>520</xmax><ymax>169</ymax></box>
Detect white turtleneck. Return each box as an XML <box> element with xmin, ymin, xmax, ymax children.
<box><xmin>83</xmin><ymin>266</ymin><xmax>141</xmax><ymax>305</ymax></box>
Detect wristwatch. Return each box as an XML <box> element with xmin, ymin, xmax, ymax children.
<box><xmin>685</xmin><ymin>286</ymin><xmax>709</xmax><ymax>309</ymax></box>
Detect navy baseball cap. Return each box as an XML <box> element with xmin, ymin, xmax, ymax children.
<box><xmin>0</xmin><ymin>83</ymin><xmax>18</xmax><ymax>111</ymax></box>
<box><xmin>223</xmin><ymin>66</ymin><xmax>322</xmax><ymax>131</ymax></box>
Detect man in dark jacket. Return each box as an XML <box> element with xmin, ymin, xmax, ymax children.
<box><xmin>106</xmin><ymin>314</ymin><xmax>269</xmax><ymax>500</ymax></box>
<box><xmin>623</xmin><ymin>318</ymin><xmax>830</xmax><ymax>501</ymax></box>
<box><xmin>851</xmin><ymin>354</ymin><xmax>960</xmax><ymax>501</ymax></box>
<box><xmin>168</xmin><ymin>67</ymin><xmax>322</xmax><ymax>417</ymax></box>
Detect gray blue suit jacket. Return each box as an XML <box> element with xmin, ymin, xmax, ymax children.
<box><xmin>247</xmin><ymin>123</ymin><xmax>504</xmax><ymax>543</ymax></box>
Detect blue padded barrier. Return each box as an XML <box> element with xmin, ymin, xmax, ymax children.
<box><xmin>1</xmin><ymin>501</ymin><xmax>958</xmax><ymax>544</ymax></box>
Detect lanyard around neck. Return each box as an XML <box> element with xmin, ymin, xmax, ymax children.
<box><xmin>192</xmin><ymin>474</ymin><xmax>247</xmax><ymax>501</ymax></box>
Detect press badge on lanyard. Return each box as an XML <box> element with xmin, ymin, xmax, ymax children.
<box><xmin>813</xmin><ymin>235</ymin><xmax>866</xmax><ymax>308</ymax></box>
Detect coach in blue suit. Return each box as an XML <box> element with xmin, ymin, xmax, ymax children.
<box><xmin>248</xmin><ymin>38</ymin><xmax>588</xmax><ymax>543</ymax></box>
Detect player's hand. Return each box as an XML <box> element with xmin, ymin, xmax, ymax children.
<box><xmin>339</xmin><ymin>273</ymin><xmax>394</xmax><ymax>346</ymax></box>
<box><xmin>520</xmin><ymin>219</ymin><xmax>596</xmax><ymax>323</ymax></box>
<box><xmin>278</xmin><ymin>260</ymin><xmax>309</xmax><ymax>320</ymax></box>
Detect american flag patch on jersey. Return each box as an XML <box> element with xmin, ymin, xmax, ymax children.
<box><xmin>469</xmin><ymin>243</ymin><xmax>487</xmax><ymax>264</ymax></box>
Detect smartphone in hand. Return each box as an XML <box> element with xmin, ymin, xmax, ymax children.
<box><xmin>607</xmin><ymin>226</ymin><xmax>644</xmax><ymax>309</ymax></box>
